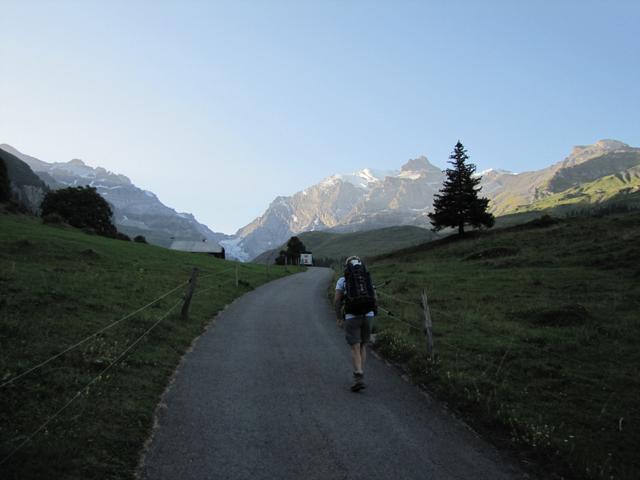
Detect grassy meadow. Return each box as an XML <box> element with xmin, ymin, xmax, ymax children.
<box><xmin>253</xmin><ymin>225</ymin><xmax>439</xmax><ymax>263</ymax></box>
<box><xmin>367</xmin><ymin>210</ymin><xmax>640</xmax><ymax>479</ymax></box>
<box><xmin>0</xmin><ymin>213</ymin><xmax>292</xmax><ymax>479</ymax></box>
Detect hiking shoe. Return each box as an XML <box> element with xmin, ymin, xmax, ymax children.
<box><xmin>351</xmin><ymin>372</ymin><xmax>366</xmax><ymax>392</ymax></box>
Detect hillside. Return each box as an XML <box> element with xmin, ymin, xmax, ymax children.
<box><xmin>0</xmin><ymin>144</ymin><xmax>230</xmax><ymax>250</ymax></box>
<box><xmin>484</xmin><ymin>139</ymin><xmax>640</xmax><ymax>215</ymax></box>
<box><xmin>0</xmin><ymin>148</ymin><xmax>48</xmax><ymax>212</ymax></box>
<box><xmin>0</xmin><ymin>213</ymin><xmax>291</xmax><ymax>479</ymax></box>
<box><xmin>229</xmin><ymin>139</ymin><xmax>640</xmax><ymax>260</ymax></box>
<box><xmin>253</xmin><ymin>225</ymin><xmax>439</xmax><ymax>263</ymax></box>
<box><xmin>366</xmin><ymin>210</ymin><xmax>640</xmax><ymax>479</ymax></box>
<box><xmin>515</xmin><ymin>166</ymin><xmax>640</xmax><ymax>213</ymax></box>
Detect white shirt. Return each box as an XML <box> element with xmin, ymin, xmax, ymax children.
<box><xmin>335</xmin><ymin>277</ymin><xmax>375</xmax><ymax>320</ymax></box>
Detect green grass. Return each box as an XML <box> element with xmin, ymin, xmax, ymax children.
<box><xmin>518</xmin><ymin>168</ymin><xmax>640</xmax><ymax>213</ymax></box>
<box><xmin>367</xmin><ymin>211</ymin><xmax>640</xmax><ymax>480</ymax></box>
<box><xmin>254</xmin><ymin>225</ymin><xmax>439</xmax><ymax>263</ymax></box>
<box><xmin>0</xmin><ymin>213</ymin><xmax>292</xmax><ymax>479</ymax></box>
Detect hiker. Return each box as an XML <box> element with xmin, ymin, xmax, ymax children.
<box><xmin>334</xmin><ymin>256</ymin><xmax>377</xmax><ymax>392</ymax></box>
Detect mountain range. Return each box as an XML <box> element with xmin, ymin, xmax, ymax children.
<box><xmin>0</xmin><ymin>144</ymin><xmax>230</xmax><ymax>248</ymax></box>
<box><xmin>229</xmin><ymin>139</ymin><xmax>640</xmax><ymax>260</ymax></box>
<box><xmin>2</xmin><ymin>139</ymin><xmax>638</xmax><ymax>261</ymax></box>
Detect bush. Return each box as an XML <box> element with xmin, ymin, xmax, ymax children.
<box><xmin>40</xmin><ymin>186</ymin><xmax>117</xmax><ymax>237</ymax></box>
<box><xmin>42</xmin><ymin>212</ymin><xmax>66</xmax><ymax>225</ymax></box>
<box><xmin>115</xmin><ymin>232</ymin><xmax>131</xmax><ymax>241</ymax></box>
<box><xmin>133</xmin><ymin>235</ymin><xmax>147</xmax><ymax>244</ymax></box>
<box><xmin>1</xmin><ymin>201</ymin><xmax>29</xmax><ymax>215</ymax></box>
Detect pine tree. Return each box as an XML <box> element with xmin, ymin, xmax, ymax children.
<box><xmin>428</xmin><ymin>141</ymin><xmax>494</xmax><ymax>235</ymax></box>
<box><xmin>285</xmin><ymin>236</ymin><xmax>306</xmax><ymax>265</ymax></box>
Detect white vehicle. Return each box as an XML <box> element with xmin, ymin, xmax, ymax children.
<box><xmin>299</xmin><ymin>253</ymin><xmax>313</xmax><ymax>266</ymax></box>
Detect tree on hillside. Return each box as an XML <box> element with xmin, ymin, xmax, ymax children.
<box><xmin>274</xmin><ymin>236</ymin><xmax>308</xmax><ymax>265</ymax></box>
<box><xmin>40</xmin><ymin>186</ymin><xmax>118</xmax><ymax>237</ymax></box>
<box><xmin>0</xmin><ymin>156</ymin><xmax>11</xmax><ymax>203</ymax></box>
<box><xmin>428</xmin><ymin>141</ymin><xmax>494</xmax><ymax>235</ymax></box>
<box><xmin>285</xmin><ymin>236</ymin><xmax>307</xmax><ymax>265</ymax></box>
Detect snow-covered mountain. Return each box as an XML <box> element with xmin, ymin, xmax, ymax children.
<box><xmin>227</xmin><ymin>139</ymin><xmax>640</xmax><ymax>260</ymax></box>
<box><xmin>230</xmin><ymin>156</ymin><xmax>446</xmax><ymax>260</ymax></box>
<box><xmin>0</xmin><ymin>144</ymin><xmax>231</xmax><ymax>250</ymax></box>
<box><xmin>5</xmin><ymin>138</ymin><xmax>635</xmax><ymax>262</ymax></box>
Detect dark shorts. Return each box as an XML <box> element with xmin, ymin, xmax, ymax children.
<box><xmin>345</xmin><ymin>315</ymin><xmax>372</xmax><ymax>346</ymax></box>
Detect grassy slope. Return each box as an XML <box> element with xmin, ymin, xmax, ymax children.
<box><xmin>368</xmin><ymin>211</ymin><xmax>640</xmax><ymax>480</ymax></box>
<box><xmin>0</xmin><ymin>214</ymin><xmax>291</xmax><ymax>480</ymax></box>
<box><xmin>254</xmin><ymin>225</ymin><xmax>438</xmax><ymax>263</ymax></box>
<box><xmin>517</xmin><ymin>167</ymin><xmax>640</xmax><ymax>213</ymax></box>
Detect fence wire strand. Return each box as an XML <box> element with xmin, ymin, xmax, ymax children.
<box><xmin>0</xmin><ymin>280</ymin><xmax>189</xmax><ymax>389</ymax></box>
<box><xmin>1</xmin><ymin>263</ymin><xmax>277</xmax><ymax>467</ymax></box>
<box><xmin>376</xmin><ymin>289</ymin><xmax>422</xmax><ymax>307</ymax></box>
<box><xmin>0</xmin><ymin>298</ymin><xmax>183</xmax><ymax>467</ymax></box>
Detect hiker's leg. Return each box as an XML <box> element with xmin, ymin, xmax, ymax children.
<box><xmin>350</xmin><ymin>343</ymin><xmax>363</xmax><ymax>373</ymax></box>
<box><xmin>345</xmin><ymin>316</ymin><xmax>363</xmax><ymax>373</ymax></box>
<box><xmin>359</xmin><ymin>315</ymin><xmax>371</xmax><ymax>372</ymax></box>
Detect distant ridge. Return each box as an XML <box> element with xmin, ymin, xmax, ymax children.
<box><xmin>5</xmin><ymin>138</ymin><xmax>637</xmax><ymax>262</ymax></box>
<box><xmin>227</xmin><ymin>139</ymin><xmax>640</xmax><ymax>261</ymax></box>
<box><xmin>0</xmin><ymin>144</ymin><xmax>231</xmax><ymax>251</ymax></box>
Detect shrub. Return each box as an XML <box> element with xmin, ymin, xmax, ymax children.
<box><xmin>133</xmin><ymin>235</ymin><xmax>147</xmax><ymax>244</ymax></box>
<box><xmin>115</xmin><ymin>232</ymin><xmax>131</xmax><ymax>241</ymax></box>
<box><xmin>40</xmin><ymin>186</ymin><xmax>117</xmax><ymax>237</ymax></box>
<box><xmin>42</xmin><ymin>212</ymin><xmax>66</xmax><ymax>225</ymax></box>
<box><xmin>1</xmin><ymin>201</ymin><xmax>29</xmax><ymax>214</ymax></box>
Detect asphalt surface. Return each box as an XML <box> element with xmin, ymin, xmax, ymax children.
<box><xmin>139</xmin><ymin>267</ymin><xmax>524</xmax><ymax>480</ymax></box>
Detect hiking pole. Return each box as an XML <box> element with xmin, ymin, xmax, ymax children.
<box><xmin>374</xmin><ymin>280</ymin><xmax>391</xmax><ymax>289</ymax></box>
<box><xmin>378</xmin><ymin>306</ymin><xmax>395</xmax><ymax>316</ymax></box>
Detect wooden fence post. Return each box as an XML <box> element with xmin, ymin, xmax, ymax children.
<box><xmin>181</xmin><ymin>268</ymin><xmax>199</xmax><ymax>321</ymax></box>
<box><xmin>421</xmin><ymin>289</ymin><xmax>434</xmax><ymax>358</ymax></box>
<box><xmin>235</xmin><ymin>264</ymin><xmax>239</xmax><ymax>288</ymax></box>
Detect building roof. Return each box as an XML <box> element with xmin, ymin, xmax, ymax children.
<box><xmin>169</xmin><ymin>240</ymin><xmax>224</xmax><ymax>253</ymax></box>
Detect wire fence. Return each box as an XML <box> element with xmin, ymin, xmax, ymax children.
<box><xmin>1</xmin><ymin>261</ymin><xmax>274</xmax><ymax>467</ymax></box>
<box><xmin>0</xmin><ymin>298</ymin><xmax>183</xmax><ymax>466</ymax></box>
<box><xmin>372</xmin><ymin>284</ymin><xmax>623</xmax><ymax>388</ymax></box>
<box><xmin>376</xmin><ymin>289</ymin><xmax>422</xmax><ymax>307</ymax></box>
<box><xmin>0</xmin><ymin>280</ymin><xmax>189</xmax><ymax>389</ymax></box>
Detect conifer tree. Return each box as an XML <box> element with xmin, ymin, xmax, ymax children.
<box><xmin>285</xmin><ymin>236</ymin><xmax>306</xmax><ymax>265</ymax></box>
<box><xmin>428</xmin><ymin>141</ymin><xmax>494</xmax><ymax>235</ymax></box>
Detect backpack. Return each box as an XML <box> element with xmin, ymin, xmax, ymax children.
<box><xmin>343</xmin><ymin>261</ymin><xmax>376</xmax><ymax>315</ymax></box>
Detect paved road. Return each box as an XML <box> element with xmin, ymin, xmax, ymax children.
<box><xmin>139</xmin><ymin>267</ymin><xmax>524</xmax><ymax>480</ymax></box>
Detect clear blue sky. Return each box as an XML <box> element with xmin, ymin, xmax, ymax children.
<box><xmin>1</xmin><ymin>0</ymin><xmax>638</xmax><ymax>233</ymax></box>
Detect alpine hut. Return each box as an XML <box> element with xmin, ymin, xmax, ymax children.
<box><xmin>169</xmin><ymin>239</ymin><xmax>225</xmax><ymax>259</ymax></box>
